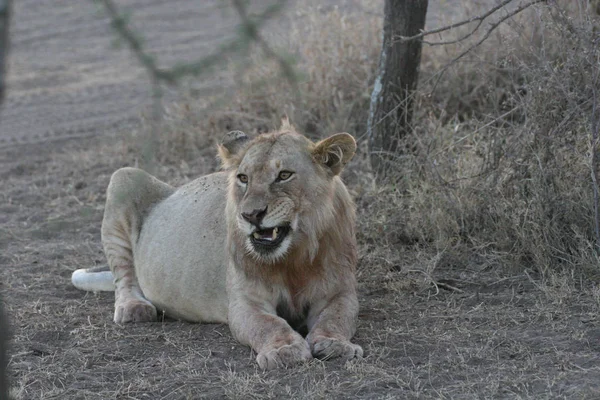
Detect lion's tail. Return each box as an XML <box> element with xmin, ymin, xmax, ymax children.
<box><xmin>71</xmin><ymin>265</ymin><xmax>115</xmax><ymax>292</ymax></box>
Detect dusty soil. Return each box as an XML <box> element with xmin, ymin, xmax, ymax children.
<box><xmin>1</xmin><ymin>0</ymin><xmax>287</xmax><ymax>147</ymax></box>
<box><xmin>3</xmin><ymin>134</ymin><xmax>600</xmax><ymax>399</ymax></box>
<box><xmin>3</xmin><ymin>1</ymin><xmax>600</xmax><ymax>399</ymax></box>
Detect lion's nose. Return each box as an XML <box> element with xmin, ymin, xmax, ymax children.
<box><xmin>241</xmin><ymin>206</ymin><xmax>267</xmax><ymax>226</ymax></box>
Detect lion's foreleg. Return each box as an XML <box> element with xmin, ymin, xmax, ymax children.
<box><xmin>228</xmin><ymin>296</ymin><xmax>313</xmax><ymax>369</ymax></box>
<box><xmin>306</xmin><ymin>291</ymin><xmax>363</xmax><ymax>360</ymax></box>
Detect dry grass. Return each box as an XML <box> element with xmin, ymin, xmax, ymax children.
<box><xmin>356</xmin><ymin>0</ymin><xmax>600</xmax><ymax>285</ymax></box>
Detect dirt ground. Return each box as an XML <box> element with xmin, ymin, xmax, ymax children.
<box><xmin>2</xmin><ymin>134</ymin><xmax>600</xmax><ymax>399</ymax></box>
<box><xmin>3</xmin><ymin>1</ymin><xmax>600</xmax><ymax>399</ymax></box>
<box><xmin>1</xmin><ymin>0</ymin><xmax>277</xmax><ymax>147</ymax></box>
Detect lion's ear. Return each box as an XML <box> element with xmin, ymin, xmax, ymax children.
<box><xmin>312</xmin><ymin>133</ymin><xmax>357</xmax><ymax>175</ymax></box>
<box><xmin>217</xmin><ymin>131</ymin><xmax>249</xmax><ymax>169</ymax></box>
<box><xmin>280</xmin><ymin>114</ymin><xmax>293</xmax><ymax>131</ymax></box>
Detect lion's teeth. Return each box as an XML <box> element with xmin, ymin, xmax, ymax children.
<box><xmin>253</xmin><ymin>228</ymin><xmax>280</xmax><ymax>241</ymax></box>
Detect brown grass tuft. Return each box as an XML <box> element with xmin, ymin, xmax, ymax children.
<box><xmin>361</xmin><ymin>0</ymin><xmax>600</xmax><ymax>281</ymax></box>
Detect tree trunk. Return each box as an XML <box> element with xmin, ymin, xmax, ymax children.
<box><xmin>368</xmin><ymin>0</ymin><xmax>428</xmax><ymax>181</ymax></box>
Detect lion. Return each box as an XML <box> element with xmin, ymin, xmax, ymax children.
<box><xmin>71</xmin><ymin>119</ymin><xmax>362</xmax><ymax>369</ymax></box>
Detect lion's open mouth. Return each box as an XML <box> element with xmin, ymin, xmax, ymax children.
<box><xmin>249</xmin><ymin>225</ymin><xmax>291</xmax><ymax>251</ymax></box>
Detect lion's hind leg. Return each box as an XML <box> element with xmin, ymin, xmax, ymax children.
<box><xmin>112</xmin><ymin>268</ymin><xmax>156</xmax><ymax>323</ymax></box>
<box><xmin>101</xmin><ymin>167</ymin><xmax>173</xmax><ymax>324</ymax></box>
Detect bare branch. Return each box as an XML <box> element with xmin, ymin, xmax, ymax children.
<box><xmin>424</xmin><ymin>0</ymin><xmax>546</xmax><ymax>98</ymax></box>
<box><xmin>419</xmin><ymin>18</ymin><xmax>485</xmax><ymax>46</ymax></box>
<box><xmin>440</xmin><ymin>0</ymin><xmax>546</xmax><ymax>65</ymax></box>
<box><xmin>396</xmin><ymin>0</ymin><xmax>515</xmax><ymax>43</ymax></box>
<box><xmin>396</xmin><ymin>0</ymin><xmax>546</xmax><ymax>48</ymax></box>
<box><xmin>361</xmin><ymin>0</ymin><xmax>545</xmax><ymax>144</ymax></box>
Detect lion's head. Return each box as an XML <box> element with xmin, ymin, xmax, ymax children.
<box><xmin>218</xmin><ymin>119</ymin><xmax>357</xmax><ymax>266</ymax></box>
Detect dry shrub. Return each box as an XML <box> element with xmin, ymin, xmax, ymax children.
<box><xmin>366</xmin><ymin>0</ymin><xmax>600</xmax><ymax>278</ymax></box>
<box><xmin>195</xmin><ymin>2</ymin><xmax>382</xmax><ymax>141</ymax></box>
<box><xmin>145</xmin><ymin>0</ymin><xmax>600</xmax><ymax>280</ymax></box>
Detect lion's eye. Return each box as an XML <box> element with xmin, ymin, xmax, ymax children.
<box><xmin>237</xmin><ymin>174</ymin><xmax>248</xmax><ymax>184</ymax></box>
<box><xmin>277</xmin><ymin>171</ymin><xmax>293</xmax><ymax>181</ymax></box>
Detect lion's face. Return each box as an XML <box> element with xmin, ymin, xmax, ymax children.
<box><xmin>219</xmin><ymin>123</ymin><xmax>356</xmax><ymax>263</ymax></box>
<box><xmin>233</xmin><ymin>134</ymin><xmax>318</xmax><ymax>260</ymax></box>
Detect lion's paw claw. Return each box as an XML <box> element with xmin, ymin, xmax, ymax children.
<box><xmin>256</xmin><ymin>340</ymin><xmax>313</xmax><ymax>370</ymax></box>
<box><xmin>114</xmin><ymin>299</ymin><xmax>157</xmax><ymax>323</ymax></box>
<box><xmin>311</xmin><ymin>336</ymin><xmax>363</xmax><ymax>360</ymax></box>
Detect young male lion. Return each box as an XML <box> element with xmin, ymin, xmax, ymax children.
<box><xmin>72</xmin><ymin>119</ymin><xmax>362</xmax><ymax>369</ymax></box>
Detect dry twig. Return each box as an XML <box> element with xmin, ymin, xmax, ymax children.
<box><xmin>396</xmin><ymin>0</ymin><xmax>546</xmax><ymax>47</ymax></box>
<box><xmin>396</xmin><ymin>0</ymin><xmax>516</xmax><ymax>44</ymax></box>
<box><xmin>430</xmin><ymin>0</ymin><xmax>546</xmax><ymax>90</ymax></box>
<box><xmin>362</xmin><ymin>0</ymin><xmax>546</xmax><ymax>142</ymax></box>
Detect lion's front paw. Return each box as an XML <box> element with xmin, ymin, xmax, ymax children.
<box><xmin>256</xmin><ymin>340</ymin><xmax>313</xmax><ymax>370</ymax></box>
<box><xmin>310</xmin><ymin>336</ymin><xmax>363</xmax><ymax>361</ymax></box>
<box><xmin>114</xmin><ymin>299</ymin><xmax>157</xmax><ymax>323</ymax></box>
